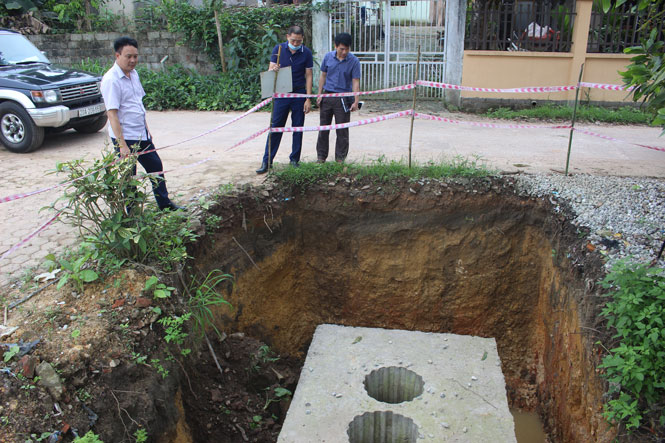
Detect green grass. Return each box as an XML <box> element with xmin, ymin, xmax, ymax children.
<box><xmin>484</xmin><ymin>104</ymin><xmax>652</xmax><ymax>125</ymax></box>
<box><xmin>274</xmin><ymin>156</ymin><xmax>494</xmax><ymax>188</ymax></box>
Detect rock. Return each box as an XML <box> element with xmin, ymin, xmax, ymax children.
<box><xmin>135</xmin><ymin>297</ymin><xmax>152</xmax><ymax>308</ymax></box>
<box><xmin>36</xmin><ymin>362</ymin><xmax>64</xmax><ymax>401</ymax></box>
<box><xmin>111</xmin><ymin>299</ymin><xmax>125</xmax><ymax>309</ymax></box>
<box><xmin>19</xmin><ymin>355</ymin><xmax>39</xmax><ymax>378</ymax></box>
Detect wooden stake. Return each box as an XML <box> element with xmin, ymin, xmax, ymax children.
<box><xmin>565</xmin><ymin>63</ymin><xmax>584</xmax><ymax>176</ymax></box>
<box><xmin>267</xmin><ymin>45</ymin><xmax>282</xmax><ymax>174</ymax></box>
<box><xmin>407</xmin><ymin>45</ymin><xmax>421</xmax><ymax>169</ymax></box>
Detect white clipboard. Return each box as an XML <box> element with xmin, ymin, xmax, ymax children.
<box><xmin>260</xmin><ymin>66</ymin><xmax>292</xmax><ymax>99</ymax></box>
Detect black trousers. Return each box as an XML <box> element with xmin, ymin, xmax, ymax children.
<box><xmin>316</xmin><ymin>96</ymin><xmax>351</xmax><ymax>162</ymax></box>
<box><xmin>112</xmin><ymin>138</ymin><xmax>171</xmax><ymax>209</ymax></box>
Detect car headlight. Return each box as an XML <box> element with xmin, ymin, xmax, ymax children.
<box><xmin>31</xmin><ymin>89</ymin><xmax>61</xmax><ymax>104</ymax></box>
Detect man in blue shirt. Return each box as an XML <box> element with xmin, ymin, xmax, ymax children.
<box><xmin>256</xmin><ymin>25</ymin><xmax>313</xmax><ymax>174</ymax></box>
<box><xmin>316</xmin><ymin>33</ymin><xmax>361</xmax><ymax>163</ymax></box>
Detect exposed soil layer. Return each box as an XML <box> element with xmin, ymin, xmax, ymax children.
<box><xmin>0</xmin><ymin>176</ymin><xmax>617</xmax><ymax>443</ymax></box>
<box><xmin>189</xmin><ymin>177</ymin><xmax>613</xmax><ymax>442</ymax></box>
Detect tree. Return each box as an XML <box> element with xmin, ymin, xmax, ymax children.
<box><xmin>608</xmin><ymin>0</ymin><xmax>665</xmax><ymax>133</ymax></box>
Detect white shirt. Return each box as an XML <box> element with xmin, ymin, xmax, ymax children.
<box><xmin>100</xmin><ymin>62</ymin><xmax>148</xmax><ymax>140</ymax></box>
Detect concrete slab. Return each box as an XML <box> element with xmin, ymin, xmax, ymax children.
<box><xmin>279</xmin><ymin>324</ymin><xmax>516</xmax><ymax>442</ymax></box>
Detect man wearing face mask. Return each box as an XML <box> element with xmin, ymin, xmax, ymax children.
<box><xmin>256</xmin><ymin>25</ymin><xmax>313</xmax><ymax>174</ymax></box>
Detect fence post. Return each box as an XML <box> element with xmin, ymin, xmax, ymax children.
<box><xmin>565</xmin><ymin>63</ymin><xmax>584</xmax><ymax>176</ymax></box>
<box><xmin>267</xmin><ymin>45</ymin><xmax>282</xmax><ymax>175</ymax></box>
<box><xmin>408</xmin><ymin>46</ymin><xmax>421</xmax><ymax>169</ymax></box>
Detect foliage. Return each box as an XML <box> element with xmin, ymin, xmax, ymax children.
<box><xmin>0</xmin><ymin>0</ymin><xmax>44</xmax><ymax>14</ymax></box>
<box><xmin>144</xmin><ymin>276</ymin><xmax>175</xmax><ymax>299</ymax></box>
<box><xmin>275</xmin><ymin>156</ymin><xmax>494</xmax><ymax>188</ymax></box>
<box><xmin>52</xmin><ymin>148</ymin><xmax>198</xmax><ymax>274</ymax></box>
<box><xmin>598</xmin><ymin>261</ymin><xmax>665</xmax><ymax>431</ymax></box>
<box><xmin>3</xmin><ymin>345</ymin><xmax>19</xmax><ymax>363</ymax></box>
<box><xmin>72</xmin><ymin>431</ymin><xmax>104</xmax><ymax>443</ymax></box>
<box><xmin>133</xmin><ymin>428</ymin><xmax>148</xmax><ymax>443</ymax></box>
<box><xmin>187</xmin><ymin>270</ymin><xmax>233</xmax><ymax>339</ymax></box>
<box><xmin>157</xmin><ymin>313</ymin><xmax>192</xmax><ymax>346</ymax></box>
<box><xmin>148</xmin><ymin>0</ymin><xmax>311</xmax><ymax>71</ymax></box>
<box><xmin>44</xmin><ymin>244</ymin><xmax>99</xmax><ymax>291</ymax></box>
<box><xmin>621</xmin><ymin>29</ymin><xmax>665</xmax><ymax>134</ymax></box>
<box><xmin>484</xmin><ymin>103</ymin><xmax>652</xmax><ymax>124</ymax></box>
<box><xmin>72</xmin><ymin>60</ymin><xmax>262</xmax><ymax>112</ymax></box>
<box><xmin>597</xmin><ymin>0</ymin><xmax>665</xmax><ymax>133</ymax></box>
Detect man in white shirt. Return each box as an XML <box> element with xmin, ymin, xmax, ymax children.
<box><xmin>100</xmin><ymin>36</ymin><xmax>181</xmax><ymax>211</ymax></box>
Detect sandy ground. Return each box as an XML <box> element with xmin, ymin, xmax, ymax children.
<box><xmin>1</xmin><ymin>107</ymin><xmax>664</xmax><ymax>286</ymax></box>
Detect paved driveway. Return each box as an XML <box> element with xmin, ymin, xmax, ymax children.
<box><xmin>1</xmin><ymin>108</ymin><xmax>664</xmax><ymax>286</ymax></box>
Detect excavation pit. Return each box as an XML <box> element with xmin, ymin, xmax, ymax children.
<box><xmin>185</xmin><ymin>177</ymin><xmax>612</xmax><ymax>442</ymax></box>
<box><xmin>278</xmin><ymin>325</ymin><xmax>516</xmax><ymax>442</ymax></box>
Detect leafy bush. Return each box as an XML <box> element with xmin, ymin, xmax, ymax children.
<box><xmin>150</xmin><ymin>0</ymin><xmax>311</xmax><ymax>71</ymax></box>
<box><xmin>52</xmin><ymin>148</ymin><xmax>198</xmax><ymax>274</ymax></box>
<box><xmin>599</xmin><ymin>261</ymin><xmax>665</xmax><ymax>431</ymax></box>
<box><xmin>72</xmin><ymin>60</ymin><xmax>262</xmax><ymax>111</ymax></box>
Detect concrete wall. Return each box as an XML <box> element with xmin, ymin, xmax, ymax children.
<box><xmin>461</xmin><ymin>0</ymin><xmax>634</xmax><ymax>104</ymax></box>
<box><xmin>26</xmin><ymin>31</ymin><xmax>217</xmax><ymax>74</ymax></box>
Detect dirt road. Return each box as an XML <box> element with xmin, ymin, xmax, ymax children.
<box><xmin>1</xmin><ymin>107</ymin><xmax>664</xmax><ymax>285</ymax></box>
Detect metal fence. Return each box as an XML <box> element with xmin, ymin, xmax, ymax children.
<box><xmin>465</xmin><ymin>0</ymin><xmax>575</xmax><ymax>52</ymax></box>
<box><xmin>329</xmin><ymin>0</ymin><xmax>447</xmax><ymax>98</ymax></box>
<box><xmin>587</xmin><ymin>2</ymin><xmax>665</xmax><ymax>53</ymax></box>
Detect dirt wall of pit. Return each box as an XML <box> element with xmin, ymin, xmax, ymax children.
<box><xmin>190</xmin><ymin>177</ymin><xmax>614</xmax><ymax>442</ymax></box>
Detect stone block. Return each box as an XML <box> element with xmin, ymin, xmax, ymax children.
<box><xmin>147</xmin><ymin>31</ymin><xmax>160</xmax><ymax>40</ymax></box>
<box><xmin>36</xmin><ymin>361</ymin><xmax>64</xmax><ymax>401</ymax></box>
<box><xmin>71</xmin><ymin>34</ymin><xmax>82</xmax><ymax>41</ymax></box>
<box><xmin>279</xmin><ymin>325</ymin><xmax>516</xmax><ymax>443</ymax></box>
<box><xmin>81</xmin><ymin>33</ymin><xmax>94</xmax><ymax>42</ymax></box>
<box><xmin>94</xmin><ymin>32</ymin><xmax>108</xmax><ymax>41</ymax></box>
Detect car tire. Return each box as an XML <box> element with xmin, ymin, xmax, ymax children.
<box><xmin>0</xmin><ymin>101</ymin><xmax>45</xmax><ymax>153</ymax></box>
<box><xmin>72</xmin><ymin>113</ymin><xmax>108</xmax><ymax>134</ymax></box>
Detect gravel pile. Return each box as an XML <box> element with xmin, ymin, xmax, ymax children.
<box><xmin>515</xmin><ymin>174</ymin><xmax>665</xmax><ymax>269</ymax></box>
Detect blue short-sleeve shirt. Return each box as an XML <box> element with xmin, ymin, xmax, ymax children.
<box><xmin>320</xmin><ymin>51</ymin><xmax>361</xmax><ymax>93</ymax></box>
<box><xmin>270</xmin><ymin>42</ymin><xmax>313</xmax><ymax>90</ymax></box>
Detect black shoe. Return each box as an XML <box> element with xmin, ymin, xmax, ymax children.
<box><xmin>290</xmin><ymin>160</ymin><xmax>300</xmax><ymax>168</ymax></box>
<box><xmin>161</xmin><ymin>202</ymin><xmax>184</xmax><ymax>211</ymax></box>
<box><xmin>256</xmin><ymin>162</ymin><xmax>271</xmax><ymax>174</ymax></box>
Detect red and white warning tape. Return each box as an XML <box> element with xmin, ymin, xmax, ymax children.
<box><xmin>0</xmin><ymin>211</ymin><xmax>62</xmax><ymax>261</ymax></box>
<box><xmin>414</xmin><ymin>112</ymin><xmax>572</xmax><ymax>130</ymax></box>
<box><xmin>416</xmin><ymin>80</ymin><xmax>578</xmax><ymax>93</ymax></box>
<box><xmin>579</xmin><ymin>82</ymin><xmax>633</xmax><ymax>91</ymax></box>
<box><xmin>573</xmin><ymin>128</ymin><xmax>665</xmax><ymax>153</ymax></box>
<box><xmin>274</xmin><ymin>84</ymin><xmax>415</xmax><ymax>98</ymax></box>
<box><xmin>270</xmin><ymin>110</ymin><xmax>413</xmax><ymax>133</ymax></box>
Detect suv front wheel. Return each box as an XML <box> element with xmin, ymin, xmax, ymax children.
<box><xmin>0</xmin><ymin>102</ymin><xmax>45</xmax><ymax>153</ymax></box>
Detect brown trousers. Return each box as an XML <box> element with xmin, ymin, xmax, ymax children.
<box><xmin>316</xmin><ymin>96</ymin><xmax>351</xmax><ymax>162</ymax></box>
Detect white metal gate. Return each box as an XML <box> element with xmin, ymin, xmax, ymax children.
<box><xmin>329</xmin><ymin>0</ymin><xmax>446</xmax><ymax>98</ymax></box>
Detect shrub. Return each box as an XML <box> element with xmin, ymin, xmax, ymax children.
<box><xmin>599</xmin><ymin>261</ymin><xmax>665</xmax><ymax>431</ymax></box>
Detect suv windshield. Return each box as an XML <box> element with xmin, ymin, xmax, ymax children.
<box><xmin>0</xmin><ymin>33</ymin><xmax>50</xmax><ymax>66</ymax></box>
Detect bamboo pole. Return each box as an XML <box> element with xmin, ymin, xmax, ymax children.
<box><xmin>565</xmin><ymin>63</ymin><xmax>584</xmax><ymax>176</ymax></box>
<box><xmin>267</xmin><ymin>45</ymin><xmax>282</xmax><ymax>175</ymax></box>
<box><xmin>407</xmin><ymin>46</ymin><xmax>421</xmax><ymax>169</ymax></box>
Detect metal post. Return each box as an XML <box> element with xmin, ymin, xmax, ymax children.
<box><xmin>565</xmin><ymin>63</ymin><xmax>584</xmax><ymax>176</ymax></box>
<box><xmin>383</xmin><ymin>0</ymin><xmax>391</xmax><ymax>89</ymax></box>
<box><xmin>268</xmin><ymin>45</ymin><xmax>282</xmax><ymax>175</ymax></box>
<box><xmin>407</xmin><ymin>46</ymin><xmax>421</xmax><ymax>169</ymax></box>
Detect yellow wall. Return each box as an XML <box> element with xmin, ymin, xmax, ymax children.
<box><xmin>460</xmin><ymin>0</ymin><xmax>635</xmax><ymax>103</ymax></box>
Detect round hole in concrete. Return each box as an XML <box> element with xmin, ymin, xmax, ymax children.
<box><xmin>364</xmin><ymin>366</ymin><xmax>424</xmax><ymax>404</ymax></box>
<box><xmin>347</xmin><ymin>411</ymin><xmax>419</xmax><ymax>443</ymax></box>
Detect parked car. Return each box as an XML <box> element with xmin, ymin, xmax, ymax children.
<box><xmin>0</xmin><ymin>28</ymin><xmax>107</xmax><ymax>153</ymax></box>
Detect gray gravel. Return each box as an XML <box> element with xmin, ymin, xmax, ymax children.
<box><xmin>515</xmin><ymin>174</ymin><xmax>665</xmax><ymax>269</ymax></box>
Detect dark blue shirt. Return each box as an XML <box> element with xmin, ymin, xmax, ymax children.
<box><xmin>320</xmin><ymin>51</ymin><xmax>361</xmax><ymax>93</ymax></box>
<box><xmin>270</xmin><ymin>42</ymin><xmax>313</xmax><ymax>90</ymax></box>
